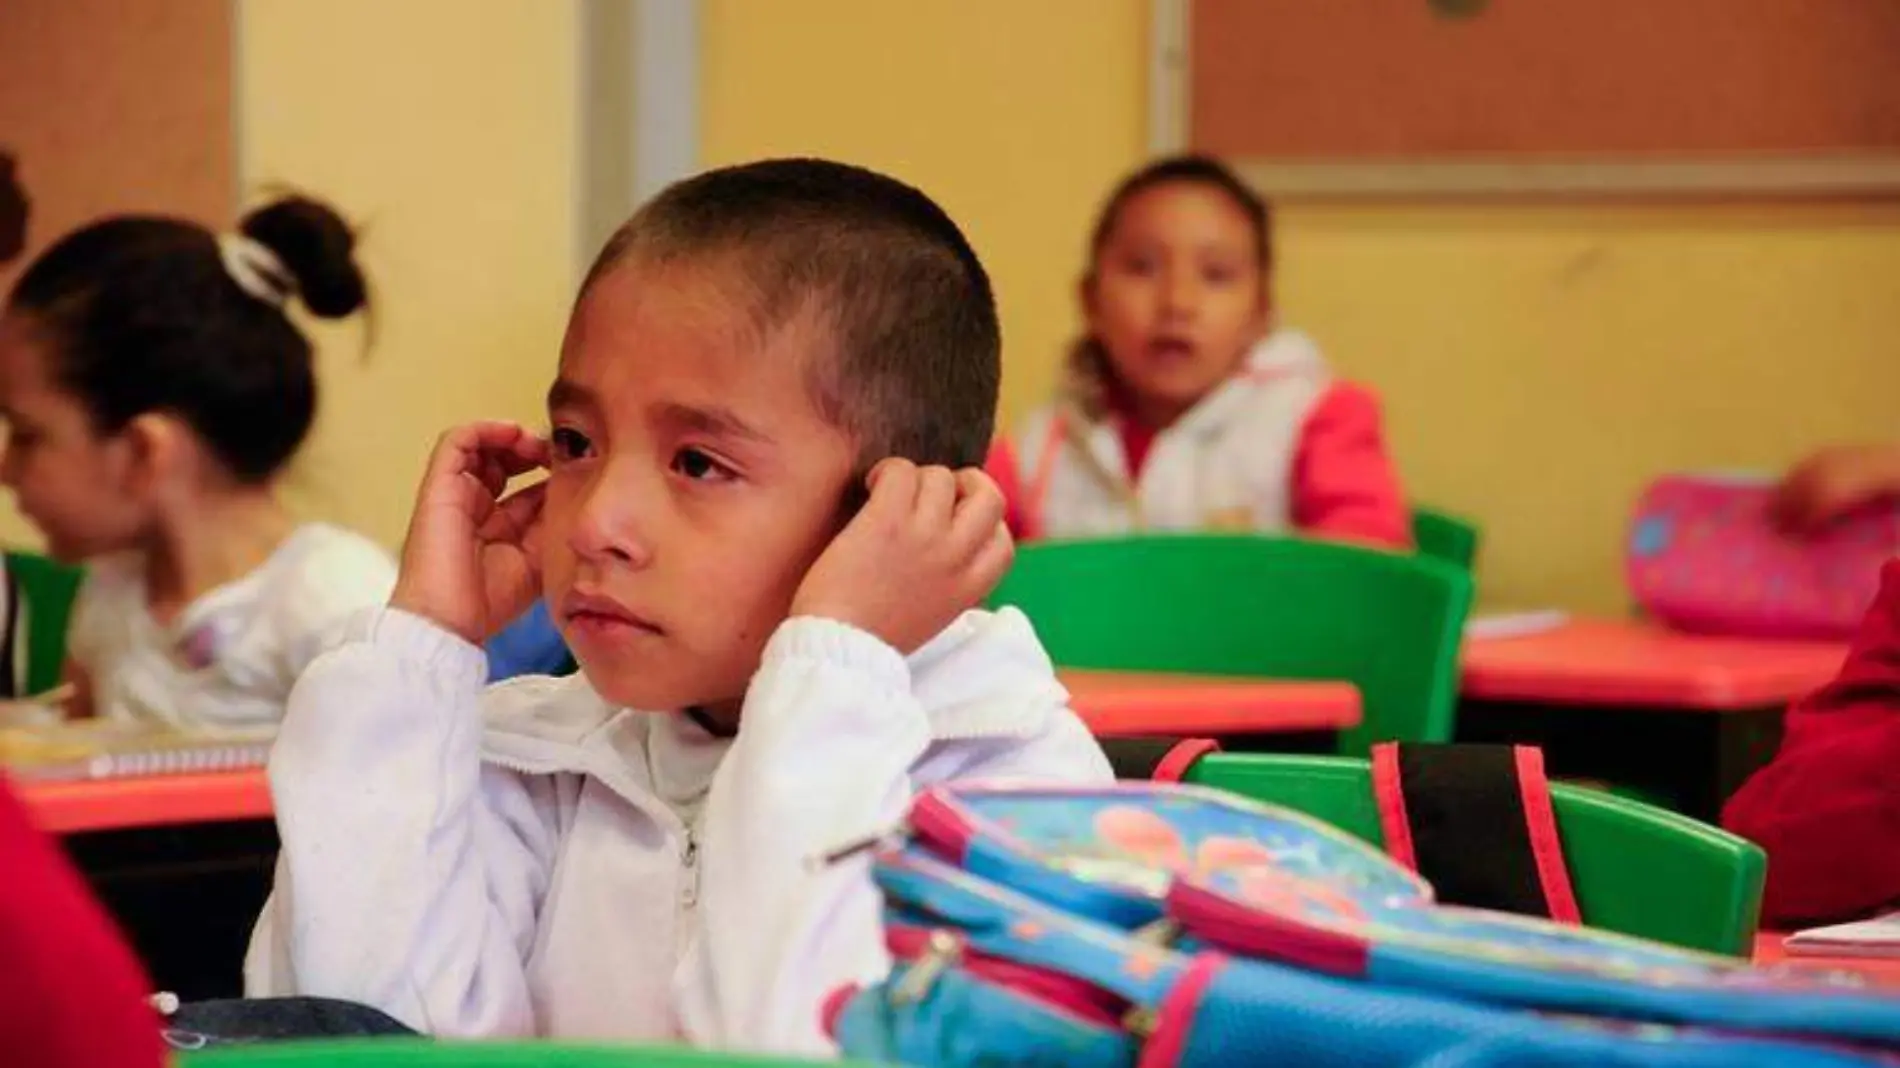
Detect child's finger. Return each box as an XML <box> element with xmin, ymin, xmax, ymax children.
<box><xmin>454</xmin><ymin>421</ymin><xmax>537</xmax><ymax>456</ymax></box>
<box><xmin>495</xmin><ymin>432</ymin><xmax>551</xmax><ymax>476</ymax></box>
<box><xmin>489</xmin><ymin>480</ymin><xmax>548</xmax><ymax>542</ymax></box>
<box><xmin>915</xmin><ymin>465</ymin><xmax>958</xmax><ymax>528</ymax></box>
<box><xmin>474</xmin><ymin>455</ymin><xmax>511</xmax><ymax>499</ymax></box>
<box><xmin>474</xmin><ymin>434</ymin><xmax>549</xmax><ymax>491</ymax></box>
<box><xmin>865</xmin><ymin>458</ymin><xmax>920</xmax><ymax>514</ymax></box>
<box><xmin>428</xmin><ymin>423</ymin><xmax>534</xmax><ymax>488</ymax></box>
<box><xmin>964</xmin><ymin>522</ymin><xmax>1016</xmax><ymax>597</ymax></box>
<box><xmin>948</xmin><ymin>468</ymin><xmax>1006</xmax><ymax>551</ymax></box>
<box><xmin>447</xmin><ymin>470</ymin><xmax>500</xmax><ymax>518</ymax></box>
<box><xmin>952</xmin><ymin>468</ymin><xmax>1003</xmax><ymax>510</ymax></box>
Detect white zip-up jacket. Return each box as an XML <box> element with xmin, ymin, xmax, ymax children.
<box><xmin>243</xmin><ymin>605</ymin><xmax>1111</xmax><ymax>1054</ymax></box>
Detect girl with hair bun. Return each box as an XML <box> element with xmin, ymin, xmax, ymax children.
<box><xmin>0</xmin><ymin>194</ymin><xmax>395</xmax><ymax>733</ymax></box>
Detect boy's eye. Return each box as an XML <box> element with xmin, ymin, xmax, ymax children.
<box><xmin>671</xmin><ymin>447</ymin><xmax>732</xmax><ymax>483</ymax></box>
<box><xmin>550</xmin><ymin>427</ymin><xmax>593</xmax><ymax>462</ymax></box>
<box><xmin>1203</xmin><ymin>264</ymin><xmax>1241</xmax><ymax>286</ymax></box>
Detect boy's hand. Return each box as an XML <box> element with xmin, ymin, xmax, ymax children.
<box><xmin>1773</xmin><ymin>444</ymin><xmax>1900</xmax><ymax>534</ymax></box>
<box><xmin>391</xmin><ymin>422</ymin><xmax>550</xmax><ymax>645</ymax></box>
<box><xmin>792</xmin><ymin>459</ymin><xmax>1014</xmax><ymax>654</ymax></box>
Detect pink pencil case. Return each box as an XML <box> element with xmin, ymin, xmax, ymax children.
<box><xmin>1626</xmin><ymin>472</ymin><xmax>1896</xmax><ymax>640</ymax></box>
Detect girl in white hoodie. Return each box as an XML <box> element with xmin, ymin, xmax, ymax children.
<box><xmin>992</xmin><ymin>156</ymin><xmax>1411</xmax><ymax>549</ymax></box>
<box><xmin>243</xmin><ymin>159</ymin><xmax>1110</xmax><ymax>1053</ymax></box>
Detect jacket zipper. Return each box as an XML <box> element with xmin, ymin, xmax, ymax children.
<box><xmin>680</xmin><ymin>828</ymin><xmax>700</xmax><ymax>908</ymax></box>
<box><xmin>674</xmin><ymin>826</ymin><xmax>701</xmax><ymax>966</ymax></box>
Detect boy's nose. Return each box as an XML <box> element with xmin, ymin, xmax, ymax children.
<box><xmin>567</xmin><ymin>462</ymin><xmax>653</xmax><ymax>568</ymax></box>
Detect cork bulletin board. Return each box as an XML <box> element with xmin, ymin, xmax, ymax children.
<box><xmin>0</xmin><ymin>0</ymin><xmax>233</xmax><ymax>287</ymax></box>
<box><xmin>1187</xmin><ymin>0</ymin><xmax>1900</xmax><ymax>196</ymax></box>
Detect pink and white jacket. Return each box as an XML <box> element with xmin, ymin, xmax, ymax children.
<box><xmin>993</xmin><ymin>329</ymin><xmax>1411</xmax><ymax>549</ymax></box>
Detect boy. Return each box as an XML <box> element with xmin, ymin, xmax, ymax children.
<box><xmin>244</xmin><ymin>159</ymin><xmax>1111</xmax><ymax>1051</ymax></box>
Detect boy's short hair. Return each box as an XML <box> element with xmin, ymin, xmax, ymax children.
<box><xmin>583</xmin><ymin>158</ymin><xmax>1000</xmax><ymax>471</ymax></box>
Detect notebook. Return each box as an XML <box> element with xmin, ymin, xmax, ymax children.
<box><xmin>1464</xmin><ymin>609</ymin><xmax>1570</xmax><ymax>641</ymax></box>
<box><xmin>1785</xmin><ymin>912</ymin><xmax>1900</xmax><ymax>959</ymax></box>
<box><xmin>0</xmin><ymin>721</ymin><xmax>271</xmax><ymax>782</ymax></box>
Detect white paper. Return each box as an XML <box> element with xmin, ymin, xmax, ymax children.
<box><xmin>1463</xmin><ymin>609</ymin><xmax>1570</xmax><ymax>641</ymax></box>
<box><xmin>1786</xmin><ymin>912</ymin><xmax>1900</xmax><ymax>958</ymax></box>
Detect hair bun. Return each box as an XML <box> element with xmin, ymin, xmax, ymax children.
<box><xmin>239</xmin><ymin>195</ymin><xmax>366</xmax><ymax>319</ymax></box>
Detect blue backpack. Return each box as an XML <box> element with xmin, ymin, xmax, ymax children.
<box><xmin>825</xmin><ymin>783</ymin><xmax>1900</xmax><ymax>1067</ymax></box>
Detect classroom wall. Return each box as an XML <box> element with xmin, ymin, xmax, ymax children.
<box><xmin>16</xmin><ymin>2</ymin><xmax>1900</xmax><ymax>615</ymax></box>
<box><xmin>698</xmin><ymin>0</ymin><xmax>1150</xmax><ymax>423</ymax></box>
<box><xmin>1277</xmin><ymin>201</ymin><xmax>1900</xmax><ymax>613</ymax></box>
<box><xmin>237</xmin><ymin>0</ymin><xmax>580</xmax><ymax>546</ymax></box>
<box><xmin>0</xmin><ymin>0</ymin><xmax>235</xmax><ymax>546</ymax></box>
<box><xmin>700</xmin><ymin>0</ymin><xmax>1900</xmax><ymax>613</ymax></box>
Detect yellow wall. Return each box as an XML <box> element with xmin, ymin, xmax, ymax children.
<box><xmin>700</xmin><ymin>0</ymin><xmax>1149</xmax><ymax>422</ymax></box>
<box><xmin>708</xmin><ymin>2</ymin><xmax>1900</xmax><ymax>613</ymax></box>
<box><xmin>29</xmin><ymin>1</ymin><xmax>1889</xmax><ymax>618</ymax></box>
<box><xmin>237</xmin><ymin>0</ymin><xmax>580</xmax><ymax>546</ymax></box>
<box><xmin>1278</xmin><ymin>202</ymin><xmax>1900</xmax><ymax>612</ymax></box>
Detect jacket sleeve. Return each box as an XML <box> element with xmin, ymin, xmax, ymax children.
<box><xmin>678</xmin><ymin>615</ymin><xmax>1110</xmax><ymax>1054</ymax></box>
<box><xmin>244</xmin><ymin>608</ymin><xmax>559</xmax><ymax>1036</ymax></box>
<box><xmin>1289</xmin><ymin>382</ymin><xmax>1413</xmax><ymax>550</ymax></box>
<box><xmin>1724</xmin><ymin>561</ymin><xmax>1900</xmax><ymax>925</ymax></box>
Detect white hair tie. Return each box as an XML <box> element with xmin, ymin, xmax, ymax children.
<box><xmin>217</xmin><ymin>232</ymin><xmax>295</xmax><ymax>308</ymax></box>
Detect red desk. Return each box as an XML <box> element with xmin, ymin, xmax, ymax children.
<box><xmin>1755</xmin><ymin>933</ymin><xmax>1900</xmax><ymax>988</ymax></box>
<box><xmin>1059</xmin><ymin>670</ymin><xmax>1361</xmax><ymax>738</ymax></box>
<box><xmin>21</xmin><ymin>769</ymin><xmax>271</xmax><ymax>835</ymax></box>
<box><xmin>1462</xmin><ymin>619</ymin><xmax>1848</xmax><ymax>711</ymax></box>
<box><xmin>1458</xmin><ymin>619</ymin><xmax>1849</xmax><ymax>821</ymax></box>
<box><xmin>18</xmin><ymin>769</ymin><xmax>278</xmax><ymax>1001</ymax></box>
<box><xmin>11</xmin><ymin>676</ymin><xmax>1364</xmax><ymax>827</ymax></box>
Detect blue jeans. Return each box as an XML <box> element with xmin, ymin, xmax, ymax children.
<box><xmin>161</xmin><ymin>997</ymin><xmax>417</xmax><ymax>1051</ymax></box>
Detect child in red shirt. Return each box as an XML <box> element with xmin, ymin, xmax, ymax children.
<box><xmin>1725</xmin><ymin>442</ymin><xmax>1900</xmax><ymax>924</ymax></box>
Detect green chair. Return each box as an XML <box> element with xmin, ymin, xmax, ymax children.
<box><xmin>1411</xmin><ymin>507</ymin><xmax>1480</xmax><ymax>571</ymax></box>
<box><xmin>180</xmin><ymin>1039</ymin><xmax>852</xmax><ymax>1067</ymax></box>
<box><xmin>4</xmin><ymin>551</ymin><xmax>83</xmax><ymax>696</ymax></box>
<box><xmin>990</xmin><ymin>535</ymin><xmax>1474</xmax><ymax>755</ymax></box>
<box><xmin>1184</xmin><ymin>752</ymin><xmax>1765</xmax><ymax>956</ymax></box>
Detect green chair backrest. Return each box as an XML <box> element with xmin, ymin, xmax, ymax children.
<box><xmin>5</xmin><ymin>551</ymin><xmax>83</xmax><ymax>696</ymax></box>
<box><xmin>989</xmin><ymin>535</ymin><xmax>1474</xmax><ymax>755</ymax></box>
<box><xmin>1411</xmin><ymin>507</ymin><xmax>1480</xmax><ymax>571</ymax></box>
<box><xmin>1184</xmin><ymin>752</ymin><xmax>1766</xmax><ymax>956</ymax></box>
<box><xmin>180</xmin><ymin>1039</ymin><xmax>852</xmax><ymax>1067</ymax></box>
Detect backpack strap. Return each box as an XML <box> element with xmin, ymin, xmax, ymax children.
<box><xmin>1370</xmin><ymin>742</ymin><xmax>1582</xmax><ymax>924</ymax></box>
<box><xmin>1098</xmin><ymin>737</ymin><xmax>1221</xmax><ymax>781</ymax></box>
